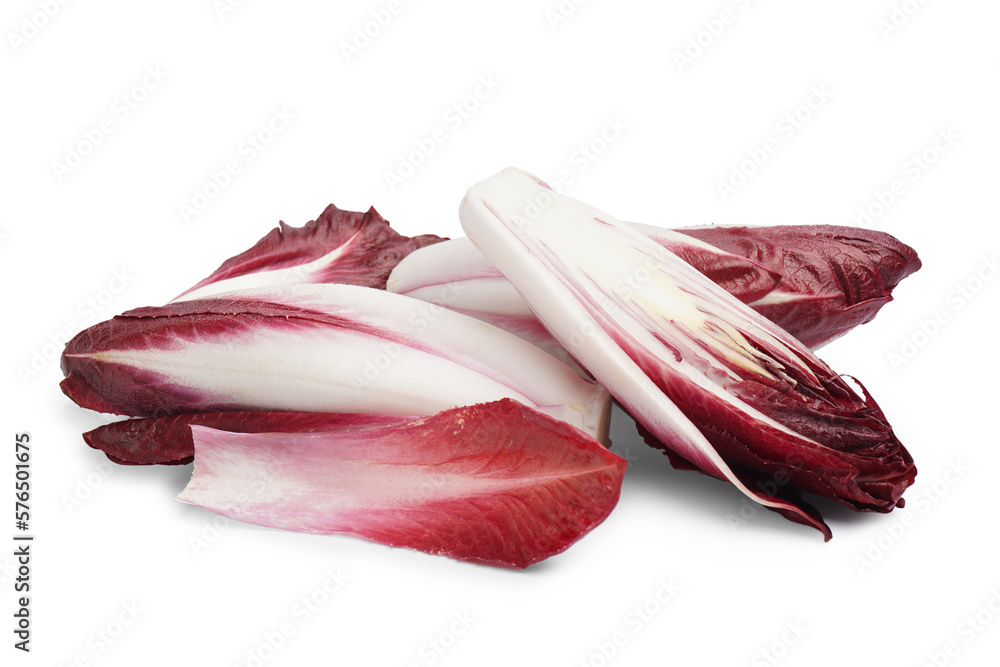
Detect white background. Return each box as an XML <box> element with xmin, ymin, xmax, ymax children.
<box><xmin>3</xmin><ymin>1</ymin><xmax>999</xmax><ymax>665</ymax></box>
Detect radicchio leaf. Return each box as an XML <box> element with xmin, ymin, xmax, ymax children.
<box><xmin>177</xmin><ymin>399</ymin><xmax>627</xmax><ymax>569</ymax></box>
<box><xmin>174</xmin><ymin>204</ymin><xmax>445</xmax><ymax>302</ymax></box>
<box><xmin>459</xmin><ymin>168</ymin><xmax>916</xmax><ymax>539</ymax></box>
<box><xmin>61</xmin><ymin>284</ymin><xmax>611</xmax><ymax>442</ymax></box>
<box><xmin>387</xmin><ymin>224</ymin><xmax>919</xmax><ymax>351</ymax></box>
<box><xmin>676</xmin><ymin>224</ymin><xmax>921</xmax><ymax>348</ymax></box>
<box><xmin>84</xmin><ymin>411</ymin><xmax>409</xmax><ymax>466</ymax></box>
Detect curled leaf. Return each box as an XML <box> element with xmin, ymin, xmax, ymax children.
<box><xmin>175</xmin><ymin>204</ymin><xmax>445</xmax><ymax>302</ymax></box>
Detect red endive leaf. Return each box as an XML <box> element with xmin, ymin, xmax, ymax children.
<box><xmin>387</xmin><ymin>224</ymin><xmax>920</xmax><ymax>353</ymax></box>
<box><xmin>174</xmin><ymin>204</ymin><xmax>445</xmax><ymax>302</ymax></box>
<box><xmin>678</xmin><ymin>225</ymin><xmax>922</xmax><ymax>347</ymax></box>
<box><xmin>177</xmin><ymin>399</ymin><xmax>627</xmax><ymax>569</ymax></box>
<box><xmin>84</xmin><ymin>411</ymin><xmax>410</xmax><ymax>466</ymax></box>
<box><xmin>59</xmin><ymin>285</ymin><xmax>610</xmax><ymax>443</ymax></box>
<box><xmin>460</xmin><ymin>168</ymin><xmax>917</xmax><ymax>539</ymax></box>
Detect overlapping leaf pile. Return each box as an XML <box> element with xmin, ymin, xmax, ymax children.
<box><xmin>61</xmin><ymin>172</ymin><xmax>920</xmax><ymax>567</ymax></box>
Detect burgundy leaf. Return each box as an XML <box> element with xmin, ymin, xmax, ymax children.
<box><xmin>460</xmin><ymin>168</ymin><xmax>917</xmax><ymax>538</ymax></box>
<box><xmin>177</xmin><ymin>399</ymin><xmax>627</xmax><ymax>569</ymax></box>
<box><xmin>61</xmin><ymin>285</ymin><xmax>610</xmax><ymax>441</ymax></box>
<box><xmin>84</xmin><ymin>411</ymin><xmax>409</xmax><ymax>466</ymax></box>
<box><xmin>678</xmin><ymin>225</ymin><xmax>922</xmax><ymax>348</ymax></box>
<box><xmin>174</xmin><ymin>204</ymin><xmax>445</xmax><ymax>301</ymax></box>
<box><xmin>388</xmin><ymin>224</ymin><xmax>920</xmax><ymax>353</ymax></box>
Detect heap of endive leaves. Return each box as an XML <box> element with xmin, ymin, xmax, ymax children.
<box><xmin>61</xmin><ymin>168</ymin><xmax>919</xmax><ymax>568</ymax></box>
